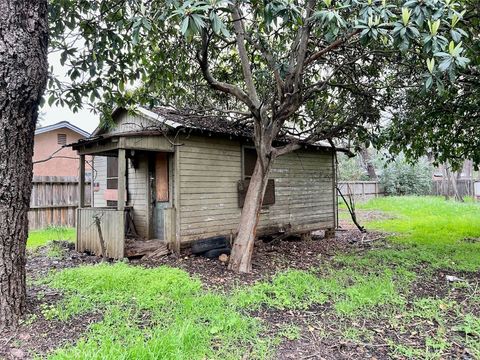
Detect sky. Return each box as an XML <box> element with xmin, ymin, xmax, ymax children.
<box><xmin>40</xmin><ymin>52</ymin><xmax>100</xmax><ymax>134</ymax></box>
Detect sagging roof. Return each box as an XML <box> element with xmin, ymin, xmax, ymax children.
<box><xmin>35</xmin><ymin>121</ymin><xmax>90</xmax><ymax>138</ymax></box>
<box><xmin>87</xmin><ymin>106</ymin><xmax>350</xmax><ymax>153</ymax></box>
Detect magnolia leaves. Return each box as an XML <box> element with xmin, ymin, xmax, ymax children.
<box><xmin>172</xmin><ymin>0</ymin><xmax>231</xmax><ymax>40</ymax></box>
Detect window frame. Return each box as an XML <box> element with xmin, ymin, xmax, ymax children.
<box><xmin>239</xmin><ymin>145</ymin><xmax>275</xmax><ymax>208</ymax></box>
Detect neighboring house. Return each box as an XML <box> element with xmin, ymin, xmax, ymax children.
<box><xmin>72</xmin><ymin>107</ymin><xmax>347</xmax><ymax>259</ymax></box>
<box><xmin>33</xmin><ymin>121</ymin><xmax>90</xmax><ymax>177</ymax></box>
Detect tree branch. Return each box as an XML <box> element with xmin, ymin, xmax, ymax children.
<box><xmin>272</xmin><ymin>142</ymin><xmax>302</xmax><ymax>157</ymax></box>
<box><xmin>230</xmin><ymin>5</ymin><xmax>260</xmax><ymax>108</ymax></box>
<box><xmin>305</xmin><ymin>29</ymin><xmax>361</xmax><ymax>66</ymax></box>
<box><xmin>196</xmin><ymin>30</ymin><xmax>256</xmax><ymax>112</ymax></box>
<box><xmin>243</xmin><ymin>31</ymin><xmax>284</xmax><ymax>99</ymax></box>
<box><xmin>288</xmin><ymin>0</ymin><xmax>316</xmax><ymax>93</ymax></box>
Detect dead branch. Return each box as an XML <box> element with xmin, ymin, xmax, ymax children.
<box><xmin>93</xmin><ymin>214</ymin><xmax>107</xmax><ymax>261</ymax></box>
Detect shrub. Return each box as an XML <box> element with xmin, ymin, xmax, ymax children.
<box><xmin>379</xmin><ymin>155</ymin><xmax>432</xmax><ymax>196</ymax></box>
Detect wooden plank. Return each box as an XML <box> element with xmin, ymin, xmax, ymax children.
<box><xmin>125</xmin><ymin>240</ymin><xmax>168</xmax><ymax>257</ymax></box>
<box><xmin>79</xmin><ymin>155</ymin><xmax>85</xmax><ymax>208</ymax></box>
<box><xmin>76</xmin><ymin>208</ymin><xmax>125</xmax><ymax>258</ymax></box>
<box><xmin>117</xmin><ymin>149</ymin><xmax>126</xmax><ymax>211</ymax></box>
<box><xmin>155</xmin><ymin>153</ymin><xmax>169</xmax><ymax>201</ymax></box>
<box><xmin>124</xmin><ymin>136</ymin><xmax>174</xmax><ymax>152</ymax></box>
<box><xmin>174</xmin><ymin>147</ymin><xmax>181</xmax><ymax>253</ymax></box>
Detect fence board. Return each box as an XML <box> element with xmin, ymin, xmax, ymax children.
<box><xmin>431</xmin><ymin>179</ymin><xmax>475</xmax><ymax>197</ymax></box>
<box><xmin>337</xmin><ymin>181</ymin><xmax>384</xmax><ymax>200</ymax></box>
<box><xmin>28</xmin><ymin>176</ymin><xmax>91</xmax><ymax>229</ymax></box>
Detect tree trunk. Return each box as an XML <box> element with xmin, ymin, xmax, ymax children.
<box><xmin>359</xmin><ymin>147</ymin><xmax>377</xmax><ymax>180</ymax></box>
<box><xmin>442</xmin><ymin>165</ymin><xmax>450</xmax><ymax>200</ymax></box>
<box><xmin>228</xmin><ymin>156</ymin><xmax>272</xmax><ymax>273</ymax></box>
<box><xmin>0</xmin><ymin>0</ymin><xmax>48</xmax><ymax>329</ymax></box>
<box><xmin>450</xmin><ymin>170</ymin><xmax>464</xmax><ymax>202</ymax></box>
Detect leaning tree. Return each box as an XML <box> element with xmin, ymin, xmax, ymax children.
<box><xmin>0</xmin><ymin>0</ymin><xmax>48</xmax><ymax>329</ymax></box>
<box><xmin>47</xmin><ymin>0</ymin><xmax>470</xmax><ymax>273</ymax></box>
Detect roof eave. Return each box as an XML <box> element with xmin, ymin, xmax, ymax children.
<box><xmin>35</xmin><ymin>121</ymin><xmax>90</xmax><ymax>138</ymax></box>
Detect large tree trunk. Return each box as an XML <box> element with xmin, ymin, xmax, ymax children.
<box><xmin>0</xmin><ymin>0</ymin><xmax>48</xmax><ymax>329</ymax></box>
<box><xmin>228</xmin><ymin>156</ymin><xmax>272</xmax><ymax>273</ymax></box>
<box><xmin>359</xmin><ymin>147</ymin><xmax>377</xmax><ymax>180</ymax></box>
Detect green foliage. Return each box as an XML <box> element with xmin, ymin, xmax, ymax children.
<box><xmin>27</xmin><ymin>226</ymin><xmax>75</xmax><ymax>249</ymax></box>
<box><xmin>232</xmin><ymin>270</ymin><xmax>330</xmax><ymax>310</ymax></box>
<box><xmin>46</xmin><ymin>241</ymin><xmax>67</xmax><ymax>259</ymax></box>
<box><xmin>337</xmin><ymin>153</ymin><xmax>370</xmax><ymax>181</ymax></box>
<box><xmin>46</xmin><ymin>0</ymin><xmax>473</xmax><ymax>171</ymax></box>
<box><xmin>277</xmin><ymin>324</ymin><xmax>301</xmax><ymax>341</ymax></box>
<box><xmin>233</xmin><ymin>267</ymin><xmax>408</xmax><ymax>317</ymax></box>
<box><xmin>41</xmin><ymin>262</ymin><xmax>271</xmax><ymax>359</ymax></box>
<box><xmin>379</xmin><ymin>155</ymin><xmax>433</xmax><ymax>195</ymax></box>
<box><xmin>455</xmin><ymin>314</ymin><xmax>480</xmax><ymax>357</ymax></box>
<box><xmin>380</xmin><ymin>0</ymin><xmax>479</xmax><ymax>170</ymax></box>
<box><xmin>27</xmin><ymin>195</ymin><xmax>480</xmax><ymax>358</ymax></box>
<box><xmin>333</xmin><ymin>270</ymin><xmax>404</xmax><ymax>315</ymax></box>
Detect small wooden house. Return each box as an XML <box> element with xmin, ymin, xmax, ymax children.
<box><xmin>73</xmin><ymin>107</ymin><xmax>345</xmax><ymax>258</ymax></box>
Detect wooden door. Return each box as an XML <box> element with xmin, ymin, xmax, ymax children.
<box><xmin>151</xmin><ymin>153</ymin><xmax>169</xmax><ymax>239</ymax></box>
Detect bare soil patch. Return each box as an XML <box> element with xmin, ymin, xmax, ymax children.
<box><xmin>1</xmin><ymin>213</ymin><xmax>478</xmax><ymax>359</ymax></box>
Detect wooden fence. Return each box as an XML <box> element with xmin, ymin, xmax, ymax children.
<box><xmin>337</xmin><ymin>181</ymin><xmax>384</xmax><ymax>200</ymax></box>
<box><xmin>29</xmin><ymin>176</ymin><xmax>91</xmax><ymax>230</ymax></box>
<box><xmin>431</xmin><ymin>179</ymin><xmax>475</xmax><ymax>198</ymax></box>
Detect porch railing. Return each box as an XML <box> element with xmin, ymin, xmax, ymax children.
<box><xmin>76</xmin><ymin>207</ymin><xmax>125</xmax><ymax>258</ymax></box>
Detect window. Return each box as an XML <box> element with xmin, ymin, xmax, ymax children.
<box><xmin>106</xmin><ymin>157</ymin><xmax>118</xmax><ymax>190</ymax></box>
<box><xmin>238</xmin><ymin>147</ymin><xmax>275</xmax><ymax>207</ymax></box>
<box><xmin>243</xmin><ymin>147</ymin><xmax>257</xmax><ymax>178</ymax></box>
<box><xmin>106</xmin><ymin>157</ymin><xmax>118</xmax><ymax>207</ymax></box>
<box><xmin>57</xmin><ymin>133</ymin><xmax>67</xmax><ymax>145</ymax></box>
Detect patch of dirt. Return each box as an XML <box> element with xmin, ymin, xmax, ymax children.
<box><xmin>138</xmin><ymin>233</ymin><xmax>353</xmax><ymax>290</ymax></box>
<box><xmin>0</xmin><ymin>242</ymin><xmax>103</xmax><ymax>360</ymax></box>
<box><xmin>1</xmin><ymin>219</ymin><xmax>479</xmax><ymax>359</ymax></box>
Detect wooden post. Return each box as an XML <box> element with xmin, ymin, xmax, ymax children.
<box><xmin>79</xmin><ymin>154</ymin><xmax>85</xmax><ymax>208</ymax></box>
<box><xmin>173</xmin><ymin>148</ymin><xmax>181</xmax><ymax>254</ymax></box>
<box><xmin>117</xmin><ymin>149</ymin><xmax>126</xmax><ymax>211</ymax></box>
<box><xmin>164</xmin><ymin>207</ymin><xmax>177</xmax><ymax>252</ymax></box>
<box><xmin>90</xmin><ymin>156</ymin><xmax>95</xmax><ymax>207</ymax></box>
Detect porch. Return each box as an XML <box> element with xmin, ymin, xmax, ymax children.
<box><xmin>75</xmin><ymin>133</ymin><xmax>178</xmax><ymax>259</ymax></box>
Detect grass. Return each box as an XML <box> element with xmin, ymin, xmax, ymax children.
<box><xmin>233</xmin><ymin>267</ymin><xmax>408</xmax><ymax>317</ymax></box>
<box><xmin>352</xmin><ymin>196</ymin><xmax>480</xmax><ymax>271</ymax></box>
<box><xmin>40</xmin><ymin>262</ymin><xmax>271</xmax><ymax>359</ymax></box>
<box><xmin>28</xmin><ymin>196</ymin><xmax>480</xmax><ymax>359</ymax></box>
<box><xmin>27</xmin><ymin>226</ymin><xmax>75</xmax><ymax>249</ymax></box>
<box><xmin>358</xmin><ymin>196</ymin><xmax>480</xmax><ymax>245</ymax></box>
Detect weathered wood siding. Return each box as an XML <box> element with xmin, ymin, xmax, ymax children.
<box><xmin>76</xmin><ymin>208</ymin><xmax>124</xmax><ymax>258</ymax></box>
<box><xmin>258</xmin><ymin>150</ymin><xmax>334</xmax><ymax>233</ymax></box>
<box><xmin>110</xmin><ymin>109</ymin><xmax>158</xmax><ymax>134</ymax></box>
<box><xmin>178</xmin><ymin>136</ymin><xmax>242</xmax><ymax>242</ymax></box>
<box><xmin>177</xmin><ymin>135</ymin><xmax>335</xmax><ymax>243</ymax></box>
<box><xmin>126</xmin><ymin>154</ymin><xmax>149</xmax><ymax>238</ymax></box>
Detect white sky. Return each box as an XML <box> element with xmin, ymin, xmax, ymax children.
<box><xmin>40</xmin><ymin>52</ymin><xmax>100</xmax><ymax>134</ymax></box>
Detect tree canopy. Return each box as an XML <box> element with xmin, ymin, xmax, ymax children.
<box><xmin>379</xmin><ymin>0</ymin><xmax>479</xmax><ymax>169</ymax></box>
<box><xmin>48</xmin><ymin>0</ymin><xmax>471</xmax><ymax>151</ymax></box>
